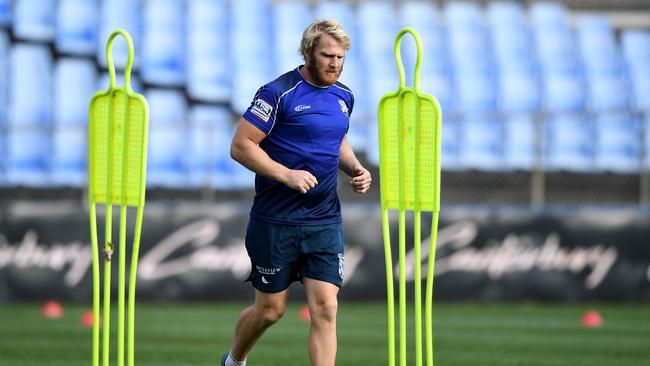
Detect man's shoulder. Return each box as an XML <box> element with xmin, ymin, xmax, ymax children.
<box><xmin>264</xmin><ymin>69</ymin><xmax>303</xmax><ymax>97</ymax></box>
<box><xmin>332</xmin><ymin>81</ymin><xmax>354</xmax><ymax>100</ymax></box>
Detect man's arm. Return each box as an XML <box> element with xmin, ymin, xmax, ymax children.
<box><xmin>339</xmin><ymin>136</ymin><xmax>371</xmax><ymax>194</ymax></box>
<box><xmin>230</xmin><ymin>117</ymin><xmax>318</xmax><ymax>194</ymax></box>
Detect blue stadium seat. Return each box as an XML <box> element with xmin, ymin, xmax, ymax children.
<box><xmin>0</xmin><ymin>130</ymin><xmax>5</xmax><ymax>186</ymax></box>
<box><xmin>188</xmin><ymin>105</ymin><xmax>249</xmax><ymax>189</ymax></box>
<box><xmin>621</xmin><ymin>30</ymin><xmax>650</xmax><ymax>69</ymax></box>
<box><xmin>491</xmin><ymin>27</ymin><xmax>536</xmax><ymax>74</ymax></box>
<box><xmin>455</xmin><ymin>72</ymin><xmax>497</xmax><ymax>113</ymax></box>
<box><xmin>146</xmin><ymin>90</ymin><xmax>188</xmax><ymax>188</ymax></box>
<box><xmin>13</xmin><ymin>0</ymin><xmax>55</xmax><ymax>41</ymax></box>
<box><xmin>530</xmin><ymin>3</ymin><xmax>577</xmax><ymax>75</ymax></box>
<box><xmin>644</xmin><ymin>116</ymin><xmax>650</xmax><ymax>170</ymax></box>
<box><xmin>594</xmin><ymin>114</ymin><xmax>640</xmax><ymax>173</ymax></box>
<box><xmin>628</xmin><ymin>67</ymin><xmax>650</xmax><ymax>111</ymax></box>
<box><xmin>587</xmin><ymin>75</ymin><xmax>629</xmax><ymax>112</ymax></box>
<box><xmin>400</xmin><ymin>1</ymin><xmax>446</xmax><ymax>75</ymax></box>
<box><xmin>9</xmin><ymin>44</ymin><xmax>53</xmax><ymax>126</ymax></box>
<box><xmin>6</xmin><ymin>125</ymin><xmax>51</xmax><ymax>186</ymax></box>
<box><xmin>504</xmin><ymin>114</ymin><xmax>536</xmax><ymax>170</ymax></box>
<box><xmin>55</xmin><ymin>58</ymin><xmax>96</xmax><ymax>125</ymax></box>
<box><xmin>0</xmin><ymin>0</ymin><xmax>11</xmax><ymax>26</ymax></box>
<box><xmin>97</xmin><ymin>0</ymin><xmax>141</xmax><ymax>69</ymax></box>
<box><xmin>51</xmin><ymin>125</ymin><xmax>86</xmax><ymax>186</ymax></box>
<box><xmin>487</xmin><ymin>1</ymin><xmax>527</xmax><ymax>30</ymax></box>
<box><xmin>542</xmin><ymin>73</ymin><xmax>586</xmax><ymax>113</ymax></box>
<box><xmin>444</xmin><ymin>2</ymin><xmax>490</xmax><ymax>73</ymax></box>
<box><xmin>576</xmin><ymin>16</ymin><xmax>621</xmax><ymax>76</ymax></box>
<box><xmin>0</xmin><ymin>31</ymin><xmax>8</xmax><ymax>125</ymax></box>
<box><xmin>544</xmin><ymin>115</ymin><xmax>595</xmax><ymax>172</ymax></box>
<box><xmin>56</xmin><ymin>0</ymin><xmax>97</xmax><ymax>56</ymax></box>
<box><xmin>441</xmin><ymin>119</ymin><xmax>460</xmax><ymax>170</ymax></box>
<box><xmin>230</xmin><ymin>0</ymin><xmax>272</xmax><ymax>113</ymax></box>
<box><xmin>357</xmin><ymin>1</ymin><xmax>397</xmax><ymax>71</ymax></box>
<box><xmin>530</xmin><ymin>2</ymin><xmax>569</xmax><ymax>29</ymax></box>
<box><xmin>142</xmin><ymin>0</ymin><xmax>185</xmax><ymax>86</ymax></box>
<box><xmin>272</xmin><ymin>2</ymin><xmax>311</xmax><ymax>75</ymax></box>
<box><xmin>187</xmin><ymin>0</ymin><xmax>229</xmax><ymax>102</ymax></box>
<box><xmin>458</xmin><ymin>117</ymin><xmax>504</xmax><ymax>171</ymax></box>
<box><xmin>499</xmin><ymin>72</ymin><xmax>541</xmax><ymax>113</ymax></box>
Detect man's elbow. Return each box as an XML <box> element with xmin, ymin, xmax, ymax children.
<box><xmin>230</xmin><ymin>141</ymin><xmax>243</xmax><ymax>163</ymax></box>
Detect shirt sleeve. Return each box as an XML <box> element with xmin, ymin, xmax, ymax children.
<box><xmin>242</xmin><ymin>85</ymin><xmax>280</xmax><ymax>135</ymax></box>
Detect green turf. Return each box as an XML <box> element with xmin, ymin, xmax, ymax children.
<box><xmin>1</xmin><ymin>302</ymin><xmax>649</xmax><ymax>366</ymax></box>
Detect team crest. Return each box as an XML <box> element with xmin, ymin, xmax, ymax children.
<box><xmin>338</xmin><ymin>99</ymin><xmax>349</xmax><ymax>117</ymax></box>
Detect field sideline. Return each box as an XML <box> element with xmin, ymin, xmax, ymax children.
<box><xmin>1</xmin><ymin>302</ymin><xmax>649</xmax><ymax>366</ymax></box>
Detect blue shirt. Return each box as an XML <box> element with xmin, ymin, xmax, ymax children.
<box><xmin>242</xmin><ymin>67</ymin><xmax>354</xmax><ymax>225</ymax></box>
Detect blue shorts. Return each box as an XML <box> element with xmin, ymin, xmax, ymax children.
<box><xmin>244</xmin><ymin>218</ymin><xmax>345</xmax><ymax>293</ymax></box>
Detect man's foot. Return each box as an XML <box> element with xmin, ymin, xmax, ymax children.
<box><xmin>220</xmin><ymin>352</ymin><xmax>228</xmax><ymax>366</ymax></box>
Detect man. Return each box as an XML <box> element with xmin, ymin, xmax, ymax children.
<box><xmin>222</xmin><ymin>19</ymin><xmax>371</xmax><ymax>366</ymax></box>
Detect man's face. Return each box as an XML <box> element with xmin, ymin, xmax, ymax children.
<box><xmin>305</xmin><ymin>33</ymin><xmax>345</xmax><ymax>86</ymax></box>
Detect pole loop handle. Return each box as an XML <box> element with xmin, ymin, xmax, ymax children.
<box><xmin>394</xmin><ymin>27</ymin><xmax>423</xmax><ymax>90</ymax></box>
<box><xmin>106</xmin><ymin>30</ymin><xmax>135</xmax><ymax>91</ymax></box>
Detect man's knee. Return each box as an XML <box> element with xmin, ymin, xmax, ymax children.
<box><xmin>256</xmin><ymin>302</ymin><xmax>285</xmax><ymax>326</ymax></box>
<box><xmin>311</xmin><ymin>298</ymin><xmax>338</xmax><ymax>324</ymax></box>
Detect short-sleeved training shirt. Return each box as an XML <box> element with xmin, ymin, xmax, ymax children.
<box><xmin>242</xmin><ymin>66</ymin><xmax>354</xmax><ymax>225</ymax></box>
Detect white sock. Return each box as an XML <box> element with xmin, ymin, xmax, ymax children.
<box><xmin>225</xmin><ymin>352</ymin><xmax>246</xmax><ymax>366</ymax></box>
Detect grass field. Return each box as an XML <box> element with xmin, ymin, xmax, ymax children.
<box><xmin>2</xmin><ymin>302</ymin><xmax>649</xmax><ymax>366</ymax></box>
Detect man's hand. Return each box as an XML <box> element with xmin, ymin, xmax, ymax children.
<box><xmin>350</xmin><ymin>165</ymin><xmax>371</xmax><ymax>194</ymax></box>
<box><xmin>284</xmin><ymin>170</ymin><xmax>318</xmax><ymax>194</ymax></box>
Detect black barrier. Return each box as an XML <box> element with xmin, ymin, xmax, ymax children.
<box><xmin>0</xmin><ymin>202</ymin><xmax>649</xmax><ymax>302</ymax></box>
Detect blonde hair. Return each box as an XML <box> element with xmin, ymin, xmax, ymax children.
<box><xmin>299</xmin><ymin>19</ymin><xmax>351</xmax><ymax>60</ymax></box>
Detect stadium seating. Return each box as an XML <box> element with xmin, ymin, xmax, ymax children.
<box><xmin>230</xmin><ymin>0</ymin><xmax>273</xmax><ymax>114</ymax></box>
<box><xmin>146</xmin><ymin>89</ymin><xmax>188</xmax><ymax>188</ymax></box>
<box><xmin>187</xmin><ymin>0</ymin><xmax>229</xmax><ymax>102</ymax></box>
<box><xmin>620</xmin><ymin>30</ymin><xmax>650</xmax><ymax>111</ymax></box>
<box><xmin>0</xmin><ymin>0</ymin><xmax>649</xmax><ymax>186</ymax></box>
<box><xmin>189</xmin><ymin>105</ymin><xmax>254</xmax><ymax>189</ymax></box>
<box><xmin>9</xmin><ymin>44</ymin><xmax>52</xmax><ymax>126</ymax></box>
<box><xmin>503</xmin><ymin>114</ymin><xmax>536</xmax><ymax>170</ymax></box>
<box><xmin>594</xmin><ymin>114</ymin><xmax>641</xmax><ymax>173</ymax></box>
<box><xmin>0</xmin><ymin>0</ymin><xmax>10</xmax><ymax>26</ymax></box>
<box><xmin>55</xmin><ymin>58</ymin><xmax>97</xmax><ymax>125</ymax></box>
<box><xmin>56</xmin><ymin>0</ymin><xmax>97</xmax><ymax>55</ymax></box>
<box><xmin>142</xmin><ymin>0</ymin><xmax>185</xmax><ymax>86</ymax></box>
<box><xmin>13</xmin><ymin>0</ymin><xmax>55</xmax><ymax>41</ymax></box>
<box><xmin>543</xmin><ymin>115</ymin><xmax>595</xmax><ymax>172</ymax></box>
<box><xmin>97</xmin><ymin>0</ymin><xmax>140</xmax><ymax>69</ymax></box>
<box><xmin>458</xmin><ymin>117</ymin><xmax>505</xmax><ymax>170</ymax></box>
<box><xmin>6</xmin><ymin>125</ymin><xmax>51</xmax><ymax>186</ymax></box>
<box><xmin>51</xmin><ymin>124</ymin><xmax>86</xmax><ymax>186</ymax></box>
<box><xmin>0</xmin><ymin>30</ymin><xmax>7</xmax><ymax>124</ymax></box>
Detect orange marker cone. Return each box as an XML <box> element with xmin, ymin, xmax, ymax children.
<box><xmin>581</xmin><ymin>309</ymin><xmax>603</xmax><ymax>328</ymax></box>
<box><xmin>298</xmin><ymin>304</ymin><xmax>311</xmax><ymax>322</ymax></box>
<box><xmin>80</xmin><ymin>309</ymin><xmax>101</xmax><ymax>328</ymax></box>
<box><xmin>41</xmin><ymin>300</ymin><xmax>64</xmax><ymax>319</ymax></box>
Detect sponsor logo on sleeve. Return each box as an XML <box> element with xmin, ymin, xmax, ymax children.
<box><xmin>251</xmin><ymin>98</ymin><xmax>273</xmax><ymax>122</ymax></box>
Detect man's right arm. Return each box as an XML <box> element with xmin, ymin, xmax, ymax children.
<box><xmin>230</xmin><ymin>117</ymin><xmax>318</xmax><ymax>194</ymax></box>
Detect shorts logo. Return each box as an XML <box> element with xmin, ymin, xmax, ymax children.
<box><xmin>338</xmin><ymin>253</ymin><xmax>345</xmax><ymax>279</ymax></box>
<box><xmin>338</xmin><ymin>99</ymin><xmax>349</xmax><ymax>117</ymax></box>
<box><xmin>251</xmin><ymin>98</ymin><xmax>273</xmax><ymax>122</ymax></box>
<box><xmin>294</xmin><ymin>104</ymin><xmax>311</xmax><ymax>112</ymax></box>
<box><xmin>261</xmin><ymin>276</ymin><xmax>270</xmax><ymax>284</ymax></box>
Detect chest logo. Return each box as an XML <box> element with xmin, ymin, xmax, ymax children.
<box><xmin>294</xmin><ymin>104</ymin><xmax>311</xmax><ymax>112</ymax></box>
<box><xmin>338</xmin><ymin>99</ymin><xmax>349</xmax><ymax>117</ymax></box>
<box><xmin>251</xmin><ymin>98</ymin><xmax>273</xmax><ymax>122</ymax></box>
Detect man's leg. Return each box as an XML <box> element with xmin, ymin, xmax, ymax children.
<box><xmin>229</xmin><ymin>289</ymin><xmax>289</xmax><ymax>362</ymax></box>
<box><xmin>304</xmin><ymin>278</ymin><xmax>339</xmax><ymax>366</ymax></box>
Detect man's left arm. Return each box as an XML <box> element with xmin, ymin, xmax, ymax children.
<box><xmin>339</xmin><ymin>136</ymin><xmax>372</xmax><ymax>194</ymax></box>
